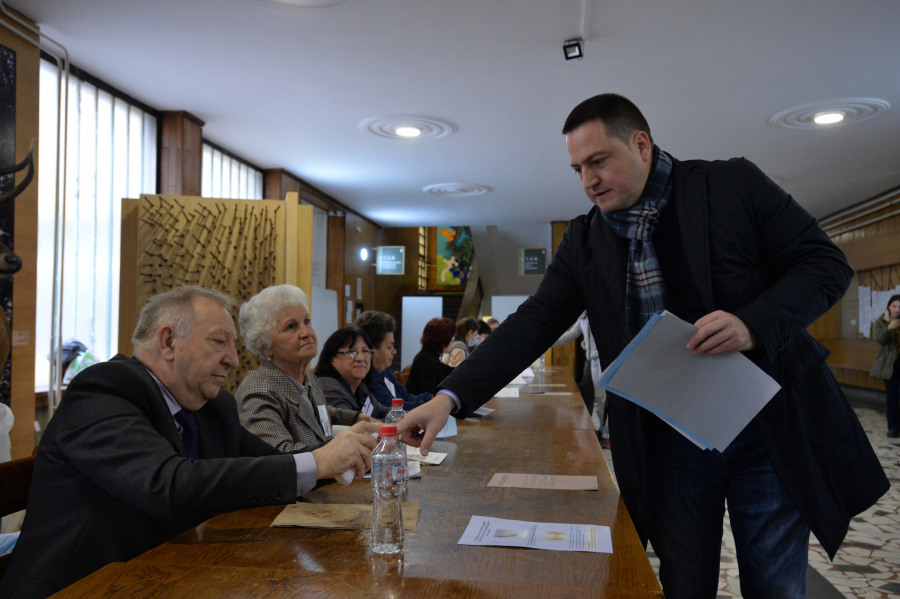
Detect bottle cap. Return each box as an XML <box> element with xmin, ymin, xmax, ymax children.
<box><xmin>392</xmin><ymin>398</ymin><xmax>403</xmax><ymax>407</ymax></box>
<box><xmin>380</xmin><ymin>424</ymin><xmax>398</xmax><ymax>437</ymax></box>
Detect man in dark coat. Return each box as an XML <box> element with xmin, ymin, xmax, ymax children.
<box><xmin>0</xmin><ymin>286</ymin><xmax>376</xmax><ymax>599</ymax></box>
<box><xmin>399</xmin><ymin>94</ymin><xmax>888</xmax><ymax>598</ymax></box>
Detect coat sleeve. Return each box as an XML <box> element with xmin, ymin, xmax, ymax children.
<box><xmin>441</xmin><ymin>223</ymin><xmax>586</xmax><ymax>416</ymax></box>
<box><xmin>874</xmin><ymin>318</ymin><xmax>893</xmax><ymax>347</ymax></box>
<box><xmin>55</xmin><ymin>370</ymin><xmax>297</xmax><ymax>523</ymax></box>
<box><xmin>728</xmin><ymin>159</ymin><xmax>853</xmax><ymax>364</ymax></box>
<box><xmin>327</xmin><ymin>405</ymin><xmax>359</xmax><ymax>426</ymax></box>
<box><xmin>318</xmin><ymin>377</ymin><xmax>357</xmax><ymax>412</ymax></box>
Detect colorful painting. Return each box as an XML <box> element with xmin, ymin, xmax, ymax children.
<box><xmin>436</xmin><ymin>226</ymin><xmax>473</xmax><ymax>286</ymax></box>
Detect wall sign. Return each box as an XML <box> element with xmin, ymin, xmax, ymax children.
<box><xmin>520</xmin><ymin>248</ymin><xmax>547</xmax><ymax>276</ymax></box>
<box><xmin>376</xmin><ymin>246</ymin><xmax>405</xmax><ymax>275</ymax></box>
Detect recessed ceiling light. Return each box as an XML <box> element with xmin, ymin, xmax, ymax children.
<box><xmin>361</xmin><ymin>116</ymin><xmax>457</xmax><ymax>140</ymax></box>
<box><xmin>423</xmin><ymin>183</ymin><xmax>493</xmax><ymax>197</ymax></box>
<box><xmin>814</xmin><ymin>112</ymin><xmax>844</xmax><ymax>125</ymax></box>
<box><xmin>768</xmin><ymin>98</ymin><xmax>889</xmax><ymax>129</ymax></box>
<box><xmin>255</xmin><ymin>0</ymin><xmax>349</xmax><ymax>7</ymax></box>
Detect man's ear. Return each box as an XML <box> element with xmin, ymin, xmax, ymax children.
<box><xmin>634</xmin><ymin>131</ymin><xmax>652</xmax><ymax>162</ymax></box>
<box><xmin>157</xmin><ymin>326</ymin><xmax>178</xmax><ymax>362</ymax></box>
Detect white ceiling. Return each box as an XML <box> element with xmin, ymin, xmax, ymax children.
<box><xmin>8</xmin><ymin>0</ymin><xmax>900</xmax><ymax>227</ymax></box>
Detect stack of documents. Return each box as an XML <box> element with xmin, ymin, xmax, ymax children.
<box><xmin>458</xmin><ymin>516</ymin><xmax>611</xmax><ymax>553</ymax></box>
<box><xmin>598</xmin><ymin>311</ymin><xmax>780</xmax><ymax>451</ymax></box>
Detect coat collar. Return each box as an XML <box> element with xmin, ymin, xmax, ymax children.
<box><xmin>260</xmin><ymin>359</ymin><xmax>327</xmax><ymax>441</ymax></box>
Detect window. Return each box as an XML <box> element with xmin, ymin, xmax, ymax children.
<box><xmin>200</xmin><ymin>142</ymin><xmax>263</xmax><ymax>200</ymax></box>
<box><xmin>36</xmin><ymin>59</ymin><xmax>158</xmax><ymax>387</ymax></box>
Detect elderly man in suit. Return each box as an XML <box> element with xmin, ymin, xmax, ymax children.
<box><xmin>399</xmin><ymin>94</ymin><xmax>888</xmax><ymax>598</ymax></box>
<box><xmin>0</xmin><ymin>285</ymin><xmax>377</xmax><ymax>599</ymax></box>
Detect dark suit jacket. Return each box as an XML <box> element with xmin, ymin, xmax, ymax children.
<box><xmin>439</xmin><ymin>156</ymin><xmax>888</xmax><ymax>558</ymax></box>
<box><xmin>406</xmin><ymin>348</ymin><xmax>453</xmax><ymax>395</ymax></box>
<box><xmin>0</xmin><ymin>355</ymin><xmax>298</xmax><ymax>599</ymax></box>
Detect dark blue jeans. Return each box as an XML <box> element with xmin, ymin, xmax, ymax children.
<box><xmin>886</xmin><ymin>360</ymin><xmax>900</xmax><ymax>431</ymax></box>
<box><xmin>646</xmin><ymin>419</ymin><xmax>809</xmax><ymax>599</ymax></box>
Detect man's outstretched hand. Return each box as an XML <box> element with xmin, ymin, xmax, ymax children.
<box><xmin>687</xmin><ymin>310</ymin><xmax>758</xmax><ymax>355</ymax></box>
<box><xmin>396</xmin><ymin>393</ymin><xmax>456</xmax><ymax>456</ymax></box>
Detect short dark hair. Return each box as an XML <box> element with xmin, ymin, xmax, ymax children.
<box><xmin>477</xmin><ymin>320</ymin><xmax>492</xmax><ymax>336</ymax></box>
<box><xmin>354</xmin><ymin>310</ymin><xmax>396</xmax><ymax>349</ymax></box>
<box><xmin>454</xmin><ymin>318</ymin><xmax>479</xmax><ymax>342</ymax></box>
<box><xmin>888</xmin><ymin>295</ymin><xmax>900</xmax><ymax>310</ymax></box>
<box><xmin>420</xmin><ymin>318</ymin><xmax>456</xmax><ymax>353</ymax></box>
<box><xmin>315</xmin><ymin>327</ymin><xmax>372</xmax><ymax>380</ymax></box>
<box><xmin>562</xmin><ymin>93</ymin><xmax>653</xmax><ymax>145</ymax></box>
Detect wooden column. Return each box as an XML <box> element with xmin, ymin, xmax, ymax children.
<box><xmin>326</xmin><ymin>215</ymin><xmax>346</xmax><ymax>325</ymax></box>
<box><xmin>550</xmin><ymin>221</ymin><xmax>575</xmax><ymax>372</ymax></box>
<box><xmin>160</xmin><ymin>111</ymin><xmax>203</xmax><ymax>196</ymax></box>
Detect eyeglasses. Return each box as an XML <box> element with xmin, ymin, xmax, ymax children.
<box><xmin>336</xmin><ymin>348</ymin><xmax>373</xmax><ymax>360</ymax></box>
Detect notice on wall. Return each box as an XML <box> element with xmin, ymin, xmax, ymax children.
<box><xmin>519</xmin><ymin>248</ymin><xmax>547</xmax><ymax>276</ymax></box>
<box><xmin>458</xmin><ymin>516</ymin><xmax>612</xmax><ymax>553</ymax></box>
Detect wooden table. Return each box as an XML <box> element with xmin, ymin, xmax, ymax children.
<box><xmin>53</xmin><ymin>370</ymin><xmax>662</xmax><ymax>598</ymax></box>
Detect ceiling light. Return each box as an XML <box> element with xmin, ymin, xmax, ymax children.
<box><xmin>257</xmin><ymin>0</ymin><xmax>349</xmax><ymax>7</ymax></box>
<box><xmin>361</xmin><ymin>116</ymin><xmax>457</xmax><ymax>140</ymax></box>
<box><xmin>360</xmin><ymin>248</ymin><xmax>368</xmax><ymax>261</ymax></box>
<box><xmin>395</xmin><ymin>127</ymin><xmax>421</xmax><ymax>138</ymax></box>
<box><xmin>563</xmin><ymin>38</ymin><xmax>584</xmax><ymax>61</ymax></box>
<box><xmin>813</xmin><ymin>112</ymin><xmax>844</xmax><ymax>125</ymax></box>
<box><xmin>423</xmin><ymin>183</ymin><xmax>493</xmax><ymax>197</ymax></box>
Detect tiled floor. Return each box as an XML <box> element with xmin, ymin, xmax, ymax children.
<box><xmin>601</xmin><ymin>400</ymin><xmax>900</xmax><ymax>599</ymax></box>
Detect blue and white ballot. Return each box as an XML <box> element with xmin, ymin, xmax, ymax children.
<box><xmin>598</xmin><ymin>311</ymin><xmax>781</xmax><ymax>452</ymax></box>
<box><xmin>458</xmin><ymin>516</ymin><xmax>612</xmax><ymax>554</ymax></box>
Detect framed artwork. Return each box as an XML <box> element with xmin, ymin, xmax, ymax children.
<box><xmin>434</xmin><ymin>226</ymin><xmax>473</xmax><ymax>287</ymax></box>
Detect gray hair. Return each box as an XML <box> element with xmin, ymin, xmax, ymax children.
<box><xmin>239</xmin><ymin>285</ymin><xmax>309</xmax><ymax>358</ymax></box>
<box><xmin>132</xmin><ymin>285</ymin><xmax>235</xmax><ymax>355</ymax></box>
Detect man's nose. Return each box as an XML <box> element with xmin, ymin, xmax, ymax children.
<box><xmin>223</xmin><ymin>342</ymin><xmax>239</xmax><ymax>368</ymax></box>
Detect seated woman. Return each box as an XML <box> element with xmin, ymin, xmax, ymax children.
<box><xmin>315</xmin><ymin>328</ymin><xmax>391</xmax><ymax>419</ymax></box>
<box><xmin>235</xmin><ymin>285</ymin><xmax>374</xmax><ymax>452</ymax></box>
<box><xmin>355</xmin><ymin>310</ymin><xmax>432</xmax><ymax>410</ymax></box>
<box><xmin>443</xmin><ymin>317</ymin><xmax>479</xmax><ymax>367</ymax></box>
<box><xmin>407</xmin><ymin>317</ymin><xmax>455</xmax><ymax>395</ymax></box>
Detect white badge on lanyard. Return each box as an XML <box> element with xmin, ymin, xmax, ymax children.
<box><xmin>385</xmin><ymin>376</ymin><xmax>396</xmax><ymax>397</ymax></box>
<box><xmin>362</xmin><ymin>397</ymin><xmax>375</xmax><ymax>416</ymax></box>
<box><xmin>317</xmin><ymin>404</ymin><xmax>333</xmax><ymax>437</ymax></box>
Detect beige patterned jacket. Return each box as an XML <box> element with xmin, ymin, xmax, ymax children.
<box><xmin>235</xmin><ymin>359</ymin><xmax>358</xmax><ymax>452</ymax></box>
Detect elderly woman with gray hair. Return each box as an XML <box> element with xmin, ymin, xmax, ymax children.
<box><xmin>235</xmin><ymin>285</ymin><xmax>377</xmax><ymax>452</ymax></box>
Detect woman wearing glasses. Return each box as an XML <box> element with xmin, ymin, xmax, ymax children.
<box><xmin>235</xmin><ymin>285</ymin><xmax>377</xmax><ymax>452</ymax></box>
<box><xmin>315</xmin><ymin>327</ymin><xmax>391</xmax><ymax>419</ymax></box>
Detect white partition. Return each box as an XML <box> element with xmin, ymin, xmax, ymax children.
<box><xmin>401</xmin><ymin>296</ymin><xmax>444</xmax><ymax>370</ymax></box>
<box><xmin>310</xmin><ymin>286</ymin><xmax>339</xmax><ymax>369</ymax></box>
<box><xmin>490</xmin><ymin>295</ymin><xmax>531</xmax><ymax>324</ymax></box>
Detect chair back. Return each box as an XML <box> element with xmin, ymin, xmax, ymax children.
<box><xmin>394</xmin><ymin>370</ymin><xmax>409</xmax><ymax>388</ymax></box>
<box><xmin>0</xmin><ymin>455</ymin><xmax>35</xmax><ymax>580</ymax></box>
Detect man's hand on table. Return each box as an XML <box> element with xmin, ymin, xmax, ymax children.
<box><xmin>311</xmin><ymin>427</ymin><xmax>377</xmax><ymax>480</ymax></box>
<box><xmin>355</xmin><ymin>412</ymin><xmax>378</xmax><ymax>424</ymax></box>
<box><xmin>397</xmin><ymin>392</ymin><xmax>455</xmax><ymax>456</ymax></box>
<box><xmin>687</xmin><ymin>310</ymin><xmax>758</xmax><ymax>355</ymax></box>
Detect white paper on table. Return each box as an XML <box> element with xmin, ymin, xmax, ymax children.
<box><xmin>598</xmin><ymin>311</ymin><xmax>781</xmax><ymax>452</ymax></box>
<box><xmin>458</xmin><ymin>516</ymin><xmax>612</xmax><ymax>554</ymax></box>
<box><xmin>406</xmin><ymin>446</ymin><xmax>447</xmax><ymax>465</ymax></box>
<box><xmin>508</xmin><ymin>376</ymin><xmax>527</xmax><ymax>385</ymax></box>
<box><xmin>520</xmin><ymin>367</ymin><xmax>535</xmax><ymax>378</ymax></box>
<box><xmin>531</xmin><ymin>391</ymin><xmax>573</xmax><ymax>397</ymax></box>
<box><xmin>473</xmin><ymin>407</ymin><xmax>495</xmax><ymax>416</ymax></box>
<box><xmin>494</xmin><ymin>388</ymin><xmax>519</xmax><ymax>398</ymax></box>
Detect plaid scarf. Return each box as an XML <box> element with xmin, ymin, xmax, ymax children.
<box><xmin>599</xmin><ymin>147</ymin><xmax>674</xmax><ymax>339</ymax></box>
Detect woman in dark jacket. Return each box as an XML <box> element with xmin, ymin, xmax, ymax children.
<box><xmin>871</xmin><ymin>294</ymin><xmax>900</xmax><ymax>437</ymax></box>
<box><xmin>406</xmin><ymin>317</ymin><xmax>456</xmax><ymax>395</ymax></box>
<box><xmin>315</xmin><ymin>327</ymin><xmax>390</xmax><ymax>420</ymax></box>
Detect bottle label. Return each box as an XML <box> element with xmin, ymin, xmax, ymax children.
<box><xmin>391</xmin><ymin>461</ymin><xmax>406</xmax><ymax>483</ymax></box>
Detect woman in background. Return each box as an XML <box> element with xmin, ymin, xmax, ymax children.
<box><xmin>315</xmin><ymin>327</ymin><xmax>391</xmax><ymax>420</ymax></box>
<box><xmin>235</xmin><ymin>285</ymin><xmax>375</xmax><ymax>452</ymax></box>
<box><xmin>355</xmin><ymin>310</ymin><xmax>433</xmax><ymax>410</ymax></box>
<box><xmin>407</xmin><ymin>317</ymin><xmax>455</xmax><ymax>395</ymax></box>
<box><xmin>872</xmin><ymin>294</ymin><xmax>900</xmax><ymax>437</ymax></box>
<box><xmin>443</xmin><ymin>317</ymin><xmax>479</xmax><ymax>367</ymax></box>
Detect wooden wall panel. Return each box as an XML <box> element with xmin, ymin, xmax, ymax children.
<box><xmin>326</xmin><ymin>214</ymin><xmax>345</xmax><ymax>321</ymax></box>
<box><xmin>1</xmin><ymin>12</ymin><xmax>39</xmax><ymax>458</ymax></box>
<box><xmin>550</xmin><ymin>221</ymin><xmax>574</xmax><ymax>371</ymax></box>
<box><xmin>117</xmin><ymin>199</ymin><xmax>139</xmax><ymax>356</ymax></box>
<box><xmin>342</xmin><ymin>213</ymin><xmax>380</xmax><ymax>327</ymax></box>
<box><xmin>376</xmin><ymin>227</ymin><xmax>420</xmax><ymax>323</ymax></box>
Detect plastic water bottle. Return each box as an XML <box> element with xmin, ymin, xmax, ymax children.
<box><xmin>370</xmin><ymin>424</ymin><xmax>406</xmax><ymax>554</ymax></box>
<box><xmin>384</xmin><ymin>399</ymin><xmax>408</xmax><ymax>481</ymax></box>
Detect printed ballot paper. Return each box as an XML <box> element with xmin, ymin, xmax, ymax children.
<box><xmin>598</xmin><ymin>311</ymin><xmax>781</xmax><ymax>451</ymax></box>
<box><xmin>406</xmin><ymin>446</ymin><xmax>447</xmax><ymax>465</ymax></box>
<box><xmin>436</xmin><ymin>416</ymin><xmax>457</xmax><ymax>439</ymax></box>
<box><xmin>458</xmin><ymin>516</ymin><xmax>612</xmax><ymax>553</ymax></box>
<box><xmin>473</xmin><ymin>407</ymin><xmax>495</xmax><ymax>416</ymax></box>
<box><xmin>494</xmin><ymin>388</ymin><xmax>519</xmax><ymax>398</ymax></box>
<box><xmin>488</xmin><ymin>473</ymin><xmax>598</xmax><ymax>491</ymax></box>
